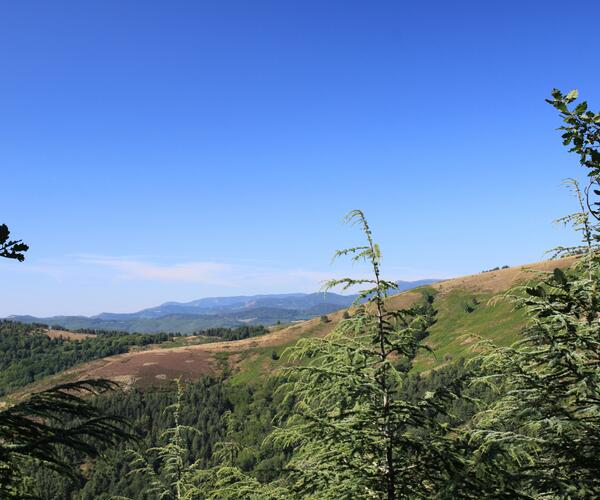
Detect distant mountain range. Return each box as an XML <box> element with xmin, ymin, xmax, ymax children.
<box><xmin>8</xmin><ymin>279</ymin><xmax>439</xmax><ymax>334</ymax></box>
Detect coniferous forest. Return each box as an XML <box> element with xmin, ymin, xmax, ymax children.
<box><xmin>0</xmin><ymin>89</ymin><xmax>599</xmax><ymax>498</ymax></box>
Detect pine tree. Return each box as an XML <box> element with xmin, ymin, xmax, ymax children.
<box><xmin>266</xmin><ymin>210</ymin><xmax>477</xmax><ymax>498</ymax></box>
<box><xmin>467</xmin><ymin>89</ymin><xmax>600</xmax><ymax>497</ymax></box>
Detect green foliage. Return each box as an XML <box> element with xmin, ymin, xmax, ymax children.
<box><xmin>200</xmin><ymin>325</ymin><xmax>268</xmax><ymax>341</ymax></box>
<box><xmin>199</xmin><ymin>465</ymin><xmax>291</xmax><ymax>499</ymax></box>
<box><xmin>547</xmin><ymin>88</ymin><xmax>600</xmax><ymax>179</ymax></box>
<box><xmin>464</xmin><ymin>89</ymin><xmax>600</xmax><ymax>497</ymax></box>
<box><xmin>24</xmin><ymin>359</ymin><xmax>494</xmax><ymax>499</ymax></box>
<box><xmin>124</xmin><ymin>380</ymin><xmax>205</xmax><ymax>499</ymax></box>
<box><xmin>25</xmin><ymin>377</ymin><xmax>285</xmax><ymax>499</ymax></box>
<box><xmin>0</xmin><ymin>380</ymin><xmax>133</xmax><ymax>498</ymax></box>
<box><xmin>264</xmin><ymin>210</ymin><xmax>478</xmax><ymax>498</ymax></box>
<box><xmin>462</xmin><ymin>296</ymin><xmax>480</xmax><ymax>314</ymax></box>
<box><xmin>194</xmin><ymin>406</ymin><xmax>289</xmax><ymax>499</ymax></box>
<box><xmin>20</xmin><ymin>377</ymin><xmax>229</xmax><ymax>499</ymax></box>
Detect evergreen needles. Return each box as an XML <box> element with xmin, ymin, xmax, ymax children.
<box><xmin>268</xmin><ymin>210</ymin><xmax>475</xmax><ymax>498</ymax></box>
<box><xmin>465</xmin><ymin>89</ymin><xmax>600</xmax><ymax>497</ymax></box>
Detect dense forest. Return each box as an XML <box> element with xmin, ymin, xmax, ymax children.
<box><xmin>24</xmin><ymin>358</ymin><xmax>478</xmax><ymax>499</ymax></box>
<box><xmin>1</xmin><ymin>89</ymin><xmax>599</xmax><ymax>498</ymax></box>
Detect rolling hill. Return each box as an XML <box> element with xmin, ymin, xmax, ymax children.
<box><xmin>7</xmin><ymin>280</ymin><xmax>438</xmax><ymax>333</ymax></box>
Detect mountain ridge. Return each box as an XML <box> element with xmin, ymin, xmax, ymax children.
<box><xmin>7</xmin><ymin>279</ymin><xmax>439</xmax><ymax>333</ymax></box>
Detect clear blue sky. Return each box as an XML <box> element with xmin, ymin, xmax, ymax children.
<box><xmin>1</xmin><ymin>1</ymin><xmax>599</xmax><ymax>316</ymax></box>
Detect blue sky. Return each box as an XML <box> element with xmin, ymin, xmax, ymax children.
<box><xmin>1</xmin><ymin>1</ymin><xmax>599</xmax><ymax>316</ymax></box>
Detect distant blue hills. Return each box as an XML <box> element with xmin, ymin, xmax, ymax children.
<box><xmin>8</xmin><ymin>279</ymin><xmax>439</xmax><ymax>334</ymax></box>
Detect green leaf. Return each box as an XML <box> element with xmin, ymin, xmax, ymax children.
<box><xmin>526</xmin><ymin>286</ymin><xmax>546</xmax><ymax>298</ymax></box>
<box><xmin>0</xmin><ymin>224</ymin><xmax>9</xmax><ymax>244</ymax></box>
<box><xmin>565</xmin><ymin>89</ymin><xmax>579</xmax><ymax>101</ymax></box>
<box><xmin>553</xmin><ymin>268</ymin><xmax>567</xmax><ymax>285</ymax></box>
<box><xmin>575</xmin><ymin>101</ymin><xmax>588</xmax><ymax>114</ymax></box>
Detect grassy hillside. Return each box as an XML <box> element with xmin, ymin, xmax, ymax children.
<box><xmin>229</xmin><ymin>255</ymin><xmax>576</xmax><ymax>383</ymax></box>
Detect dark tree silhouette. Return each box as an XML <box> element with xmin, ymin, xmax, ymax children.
<box><xmin>0</xmin><ymin>224</ymin><xmax>28</xmax><ymax>262</ymax></box>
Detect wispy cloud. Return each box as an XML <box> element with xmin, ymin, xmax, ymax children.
<box><xmin>0</xmin><ymin>260</ymin><xmax>66</xmax><ymax>279</ymax></box>
<box><xmin>75</xmin><ymin>255</ymin><xmax>360</xmax><ymax>292</ymax></box>
<box><xmin>78</xmin><ymin>255</ymin><xmax>233</xmax><ymax>285</ymax></box>
<box><xmin>5</xmin><ymin>253</ymin><xmax>445</xmax><ymax>293</ymax></box>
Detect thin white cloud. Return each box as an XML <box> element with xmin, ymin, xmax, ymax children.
<box><xmin>79</xmin><ymin>256</ymin><xmax>233</xmax><ymax>285</ymax></box>
<box><xmin>75</xmin><ymin>255</ymin><xmax>363</xmax><ymax>292</ymax></box>
<box><xmin>0</xmin><ymin>260</ymin><xmax>66</xmax><ymax>279</ymax></box>
<box><xmin>5</xmin><ymin>253</ymin><xmax>445</xmax><ymax>292</ymax></box>
<box><xmin>67</xmin><ymin>254</ymin><xmax>444</xmax><ymax>298</ymax></box>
